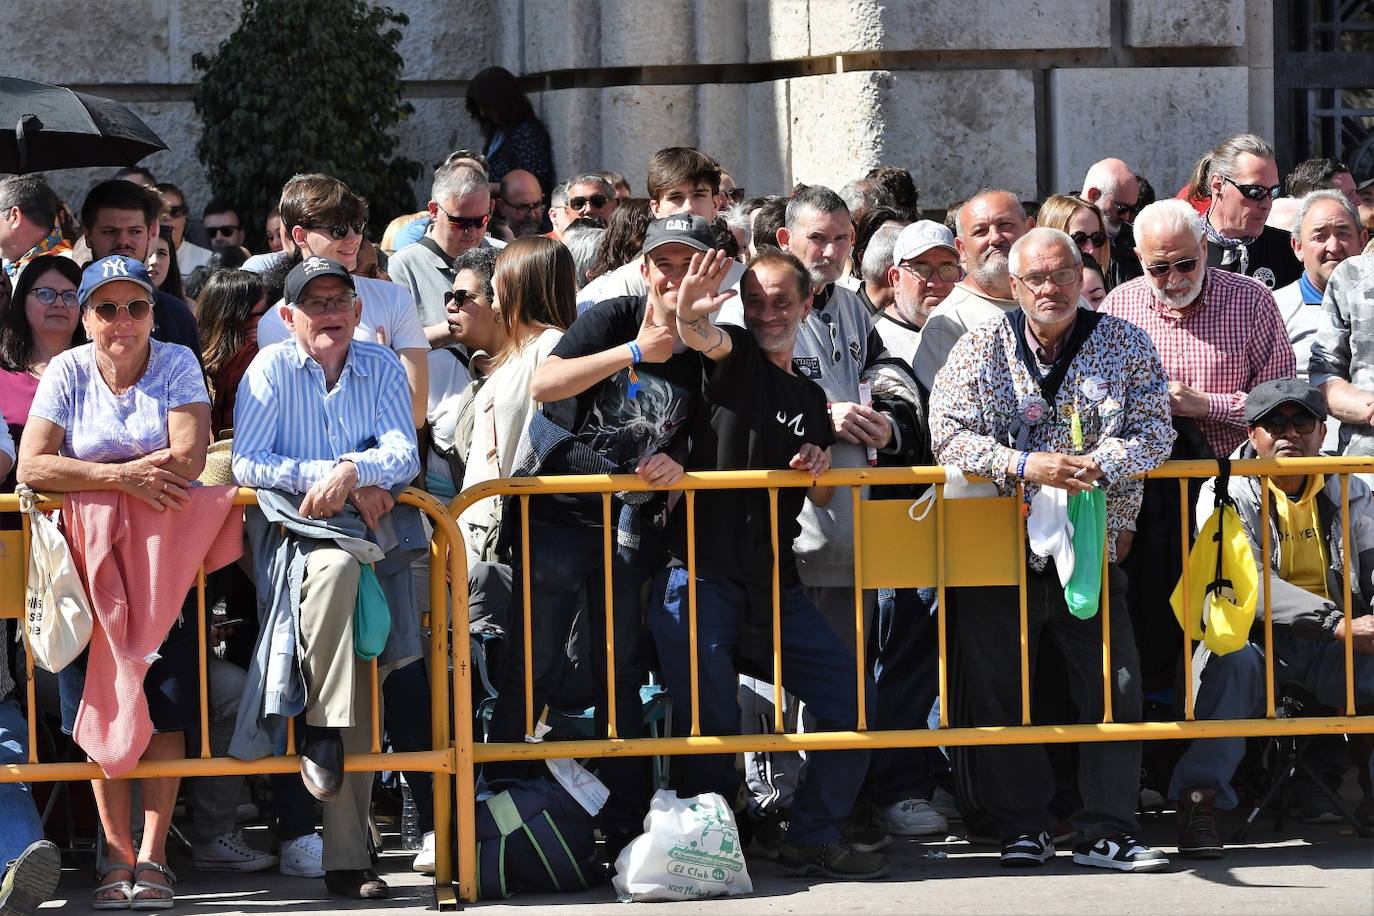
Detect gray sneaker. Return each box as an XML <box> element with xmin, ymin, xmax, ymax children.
<box><xmin>777</xmin><ymin>839</ymin><xmax>888</xmax><ymax>879</ymax></box>
<box><xmin>0</xmin><ymin>840</ymin><xmax>61</xmax><ymax>916</ymax></box>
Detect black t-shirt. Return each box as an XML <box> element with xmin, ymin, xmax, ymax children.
<box><xmin>540</xmin><ymin>295</ymin><xmax>702</xmax><ymax>523</ymax></box>
<box><xmin>668</xmin><ymin>325</ymin><xmax>834</xmax><ymax>586</ymax></box>
<box><xmin>1205</xmin><ymin>224</ymin><xmax>1300</xmax><ymax>291</ymax></box>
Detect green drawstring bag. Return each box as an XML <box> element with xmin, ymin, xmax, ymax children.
<box><xmin>354</xmin><ymin>563</ymin><xmax>391</xmax><ymax>660</ymax></box>
<box><xmin>1064</xmin><ymin>488</ymin><xmax>1107</xmax><ymax>619</ymax></box>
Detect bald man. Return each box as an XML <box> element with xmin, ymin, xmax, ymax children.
<box><xmin>1082</xmin><ymin>158</ymin><xmax>1143</xmax><ymax>285</ymax></box>
<box><xmin>496</xmin><ymin>169</ymin><xmax>545</xmax><ymax>238</ymax></box>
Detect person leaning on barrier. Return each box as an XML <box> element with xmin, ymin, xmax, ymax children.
<box><xmin>928</xmin><ymin>227</ymin><xmax>1176</xmax><ymax>872</ymax></box>
<box><xmin>649</xmin><ymin>245</ymin><xmax>888</xmax><ymax>880</ymax></box>
<box><xmin>230</xmin><ymin>256</ymin><xmax>421</xmax><ymax>901</ymax></box>
<box><xmin>1170</xmin><ymin>379</ymin><xmax>1374</xmax><ymax>857</ymax></box>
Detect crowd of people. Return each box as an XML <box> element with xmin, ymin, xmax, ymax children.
<box><xmin>0</xmin><ymin>97</ymin><xmax>1372</xmax><ymax>909</ymax></box>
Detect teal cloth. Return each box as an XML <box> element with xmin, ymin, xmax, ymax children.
<box><xmin>354</xmin><ymin>564</ymin><xmax>392</xmax><ymax>660</ymax></box>
<box><xmin>1064</xmin><ymin>488</ymin><xmax>1107</xmax><ymax>619</ymax></box>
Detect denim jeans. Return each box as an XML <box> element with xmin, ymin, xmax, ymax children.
<box><xmin>949</xmin><ymin>562</ymin><xmax>1143</xmax><ymax>841</ymax></box>
<box><xmin>1169</xmin><ymin>633</ymin><xmax>1374</xmax><ymax>809</ymax></box>
<box><xmin>868</xmin><ymin>586</ymin><xmax>944</xmax><ymax>806</ymax></box>
<box><xmin>0</xmin><ymin>695</ymin><xmax>43</xmax><ymax>864</ymax></box>
<box><xmin>648</xmin><ymin>567</ymin><xmax>873</xmax><ymax>847</ymax></box>
<box><xmin>486</xmin><ymin>517</ymin><xmax>655</xmax><ymax>833</ymax></box>
<box><xmin>383</xmin><ymin>659</ymin><xmax>434</xmax><ymax>833</ymax></box>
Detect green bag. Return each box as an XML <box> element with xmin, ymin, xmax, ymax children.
<box><xmin>1064</xmin><ymin>488</ymin><xmax>1107</xmax><ymax>620</ymax></box>
<box><xmin>354</xmin><ymin>563</ymin><xmax>391</xmax><ymax>660</ymax></box>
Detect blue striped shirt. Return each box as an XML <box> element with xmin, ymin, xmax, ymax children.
<box><xmin>232</xmin><ymin>339</ymin><xmax>419</xmax><ymax>493</ymax></box>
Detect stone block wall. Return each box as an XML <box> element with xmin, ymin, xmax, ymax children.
<box><xmin>2</xmin><ymin>0</ymin><xmax>1272</xmax><ymax>228</ymax></box>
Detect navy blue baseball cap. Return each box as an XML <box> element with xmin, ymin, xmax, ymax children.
<box><xmin>78</xmin><ymin>255</ymin><xmax>156</xmax><ymax>306</ymax></box>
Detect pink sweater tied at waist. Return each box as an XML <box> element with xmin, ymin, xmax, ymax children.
<box><xmin>62</xmin><ymin>486</ymin><xmax>243</xmax><ymax>777</ymax></box>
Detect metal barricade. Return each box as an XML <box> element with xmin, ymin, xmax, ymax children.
<box><xmin>448</xmin><ymin>458</ymin><xmax>1374</xmax><ymax>903</ymax></box>
<box><xmin>0</xmin><ymin>488</ymin><xmax>465</xmax><ymax>910</ymax></box>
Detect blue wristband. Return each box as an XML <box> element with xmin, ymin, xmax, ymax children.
<box><xmin>627</xmin><ymin>341</ymin><xmax>643</xmax><ymax>364</ymax></box>
<box><xmin>1016</xmin><ymin>451</ymin><xmax>1029</xmax><ymax>479</ymax></box>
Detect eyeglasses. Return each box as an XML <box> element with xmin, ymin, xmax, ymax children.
<box><xmin>306</xmin><ymin>220</ymin><xmax>366</xmax><ymax>241</ymax></box>
<box><xmin>293</xmin><ymin>292</ymin><xmax>358</xmax><ymax>316</ymax></box>
<box><xmin>1011</xmin><ymin>267</ymin><xmax>1080</xmax><ymax>290</ymax></box>
<box><xmin>30</xmin><ymin>287</ymin><xmax>79</xmax><ymax>308</ymax></box>
<box><xmin>89</xmin><ymin>299</ymin><xmax>153</xmax><ymax>321</ymax></box>
<box><xmin>501</xmin><ymin>199</ymin><xmax>543</xmax><ymax>216</ymax></box>
<box><xmin>1112</xmin><ymin>201</ymin><xmax>1140</xmax><ymax>218</ymax></box>
<box><xmin>1221</xmin><ymin>175</ymin><xmax>1282</xmax><ymax>201</ymax></box>
<box><xmin>899</xmin><ymin>261</ymin><xmax>961</xmax><ymax>282</ymax></box>
<box><xmin>568</xmin><ymin>194</ymin><xmax>608</xmax><ymax>211</ymax></box>
<box><xmin>164</xmin><ymin>205</ymin><xmax>188</xmax><ymax>219</ymax></box>
<box><xmin>1255</xmin><ymin>412</ymin><xmax>1318</xmax><ymax>436</ymax></box>
<box><xmin>206</xmin><ymin>225</ymin><xmax>241</xmax><ymax>237</ymax></box>
<box><xmin>435</xmin><ymin>202</ymin><xmax>488</xmax><ymax>233</ymax></box>
<box><xmin>727</xmin><ymin>188</ymin><xmax>747</xmax><ymax>203</ymax></box>
<box><xmin>443</xmin><ymin>289</ymin><xmax>482</xmax><ymax>308</ymax></box>
<box><xmin>1144</xmin><ymin>257</ymin><xmax>1201</xmax><ymax>278</ymax></box>
<box><xmin>1070</xmin><ymin>230</ymin><xmax>1108</xmax><ymax>248</ymax></box>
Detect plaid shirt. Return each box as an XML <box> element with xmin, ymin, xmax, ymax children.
<box><xmin>1101</xmin><ymin>269</ymin><xmax>1295</xmax><ymax>457</ymax></box>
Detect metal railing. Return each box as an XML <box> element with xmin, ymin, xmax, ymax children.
<box><xmin>447</xmin><ymin>457</ymin><xmax>1374</xmax><ymax>903</ymax></box>
<box><xmin>0</xmin><ymin>488</ymin><xmax>465</xmax><ymax>910</ymax></box>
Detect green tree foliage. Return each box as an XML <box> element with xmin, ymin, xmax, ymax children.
<box><xmin>191</xmin><ymin>0</ymin><xmax>420</xmax><ymax>246</ymax></box>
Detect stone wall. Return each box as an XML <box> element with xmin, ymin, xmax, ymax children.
<box><xmin>1</xmin><ymin>0</ymin><xmax>1271</xmax><ymax>228</ymax></box>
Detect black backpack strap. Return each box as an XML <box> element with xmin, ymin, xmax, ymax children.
<box><xmin>418</xmin><ymin>235</ymin><xmax>457</xmax><ymax>272</ymax></box>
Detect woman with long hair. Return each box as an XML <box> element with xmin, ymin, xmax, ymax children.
<box><xmin>1035</xmin><ymin>194</ymin><xmax>1114</xmax><ymax>288</ymax></box>
<box><xmin>586</xmin><ymin>198</ymin><xmax>654</xmax><ymax>282</ymax></box>
<box><xmin>147</xmin><ymin>225</ymin><xmax>186</xmax><ymax>303</ymax></box>
<box><xmin>465</xmin><ymin>66</ymin><xmax>554</xmax><ymax>193</ymax></box>
<box><xmin>195</xmin><ymin>270</ymin><xmax>267</xmax><ymax>437</ymax></box>
<box><xmin>457</xmin><ymin>235</ymin><xmax>577</xmax><ymax>560</ymax></box>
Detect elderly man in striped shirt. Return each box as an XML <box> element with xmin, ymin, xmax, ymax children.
<box><xmin>232</xmin><ymin>256</ymin><xmax>419</xmax><ymax>900</ymax></box>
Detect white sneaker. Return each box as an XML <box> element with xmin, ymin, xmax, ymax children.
<box><xmin>877</xmin><ymin>798</ymin><xmax>949</xmax><ymax>836</ymax></box>
<box><xmin>279</xmin><ymin>832</ymin><xmax>325</xmax><ymax>878</ymax></box>
<box><xmin>412</xmin><ymin>831</ymin><xmax>436</xmax><ymax>874</ymax></box>
<box><xmin>931</xmin><ymin>786</ymin><xmax>961</xmax><ymax>822</ymax></box>
<box><xmin>192</xmin><ymin>830</ymin><xmax>279</xmax><ymax>872</ymax></box>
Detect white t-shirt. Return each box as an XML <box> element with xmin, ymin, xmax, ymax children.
<box><xmin>177</xmin><ymin>240</ymin><xmax>214</xmax><ymax>280</ymax></box>
<box><xmin>256</xmin><ymin>275</ymin><xmax>429</xmax><ymax>352</ymax></box>
<box><xmin>242</xmin><ymin>251</ymin><xmax>288</xmax><ymax>275</ymax></box>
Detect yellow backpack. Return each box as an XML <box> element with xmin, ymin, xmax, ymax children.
<box><xmin>1169</xmin><ymin>459</ymin><xmax>1259</xmax><ymax>655</ymax></box>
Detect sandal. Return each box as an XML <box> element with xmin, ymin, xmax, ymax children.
<box><xmin>93</xmin><ymin>862</ymin><xmax>135</xmax><ymax>910</ymax></box>
<box><xmin>131</xmin><ymin>861</ymin><xmax>176</xmax><ymax>910</ymax></box>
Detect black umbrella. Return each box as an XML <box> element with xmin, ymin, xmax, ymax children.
<box><xmin>0</xmin><ymin>76</ymin><xmax>167</xmax><ymax>173</ymax></box>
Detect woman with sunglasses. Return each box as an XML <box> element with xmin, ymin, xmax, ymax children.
<box><xmin>0</xmin><ymin>255</ymin><xmax>84</xmax><ymax>493</ymax></box>
<box><xmin>1035</xmin><ymin>194</ymin><xmax>1114</xmax><ymax>290</ymax></box>
<box><xmin>18</xmin><ymin>255</ymin><xmax>211</xmax><ymax>910</ymax></box>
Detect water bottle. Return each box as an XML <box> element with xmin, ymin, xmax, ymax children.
<box><xmin>400</xmin><ymin>779</ymin><xmax>422</xmax><ymax>850</ymax></box>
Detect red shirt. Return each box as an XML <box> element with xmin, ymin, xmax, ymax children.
<box><xmin>1101</xmin><ymin>269</ymin><xmax>1295</xmax><ymax>457</ymax></box>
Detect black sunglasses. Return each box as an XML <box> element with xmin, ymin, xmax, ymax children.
<box><xmin>206</xmin><ymin>225</ymin><xmax>241</xmax><ymax>237</ymax></box>
<box><xmin>1144</xmin><ymin>257</ymin><xmax>1201</xmax><ymax>278</ymax></box>
<box><xmin>1222</xmin><ymin>175</ymin><xmax>1282</xmax><ymax>201</ymax></box>
<box><xmin>443</xmin><ymin>289</ymin><xmax>482</xmax><ymax>308</ymax></box>
<box><xmin>1255</xmin><ymin>412</ymin><xmax>1318</xmax><ymax>436</ymax></box>
<box><xmin>1113</xmin><ymin>201</ymin><xmax>1140</xmax><ymax>217</ymax></box>
<box><xmin>1070</xmin><ymin>230</ymin><xmax>1108</xmax><ymax>248</ymax></box>
<box><xmin>435</xmin><ymin>202</ymin><xmax>488</xmax><ymax>232</ymax></box>
<box><xmin>568</xmin><ymin>194</ymin><xmax>608</xmax><ymax>211</ymax></box>
<box><xmin>306</xmin><ymin>219</ymin><xmax>366</xmax><ymax>241</ymax></box>
<box><xmin>163</xmin><ymin>205</ymin><xmax>188</xmax><ymax>219</ymax></box>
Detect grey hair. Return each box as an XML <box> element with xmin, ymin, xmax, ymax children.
<box><xmin>1134</xmin><ymin>198</ymin><xmax>1205</xmax><ymax>246</ymax></box>
<box><xmin>1291</xmin><ymin>188</ymin><xmax>1361</xmax><ymax>239</ymax></box>
<box><xmin>1007</xmin><ymin>227</ymin><xmax>1081</xmax><ymax>276</ymax></box>
<box><xmin>785</xmin><ymin>185</ymin><xmax>848</xmax><ymax>230</ymax></box>
<box><xmin>1207</xmin><ymin>133</ymin><xmax>1276</xmax><ymax>184</ymax></box>
<box><xmin>431</xmin><ymin>162</ymin><xmax>488</xmax><ymax>206</ymax></box>
<box><xmin>721</xmin><ymin>200</ymin><xmax>751</xmax><ymax>237</ymax></box>
<box><xmin>567</xmin><ymin>173</ymin><xmax>614</xmax><ymax>197</ymax></box>
<box><xmin>549</xmin><ymin>181</ymin><xmax>570</xmax><ymax>208</ymax></box>
<box><xmin>861</xmin><ymin>222</ymin><xmax>905</xmax><ymax>284</ymax></box>
<box><xmin>838</xmin><ymin>179</ymin><xmax>893</xmax><ymax>217</ymax></box>
<box><xmin>561</xmin><ymin>223</ymin><xmax>605</xmax><ymax>290</ymax></box>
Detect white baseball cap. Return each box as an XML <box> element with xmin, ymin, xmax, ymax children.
<box><xmin>893</xmin><ymin>220</ymin><xmax>957</xmax><ymax>263</ymax></box>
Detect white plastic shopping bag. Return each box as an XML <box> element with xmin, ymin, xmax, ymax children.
<box><xmin>612</xmin><ymin>789</ymin><xmax>753</xmax><ymax>902</ymax></box>
<box><xmin>19</xmin><ymin>485</ymin><xmax>92</xmax><ymax>673</ymax></box>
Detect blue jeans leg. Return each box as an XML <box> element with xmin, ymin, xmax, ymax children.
<box><xmin>0</xmin><ymin>696</ymin><xmax>43</xmax><ymax>864</ymax></box>
<box><xmin>1168</xmin><ymin>642</ymin><xmax>1266</xmax><ymax>809</ymax></box>
<box><xmin>1279</xmin><ymin>633</ymin><xmax>1374</xmax><ymax>795</ymax></box>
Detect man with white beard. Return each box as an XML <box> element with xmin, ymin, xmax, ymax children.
<box><xmin>913</xmin><ymin>189</ymin><xmax>1030</xmax><ymax>393</ymax></box>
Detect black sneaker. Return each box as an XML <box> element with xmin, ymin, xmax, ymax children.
<box><xmin>743</xmin><ymin>811</ymin><xmax>787</xmax><ymax>862</ymax></box>
<box><xmin>0</xmin><ymin>840</ymin><xmax>61</xmax><ymax>916</ymax></box>
<box><xmin>843</xmin><ymin>823</ymin><xmax>893</xmax><ymax>854</ymax></box>
<box><xmin>1177</xmin><ymin>787</ymin><xmax>1223</xmax><ymax>859</ymax></box>
<box><xmin>1073</xmin><ymin>833</ymin><xmax>1170</xmax><ymax>872</ymax></box>
<box><xmin>777</xmin><ymin>839</ymin><xmax>888</xmax><ymax>879</ymax></box>
<box><xmin>1000</xmin><ymin>831</ymin><xmax>1054</xmax><ymax>867</ymax></box>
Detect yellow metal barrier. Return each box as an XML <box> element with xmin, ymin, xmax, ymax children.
<box><xmin>448</xmin><ymin>458</ymin><xmax>1374</xmax><ymax>904</ymax></box>
<box><xmin>0</xmin><ymin>488</ymin><xmax>465</xmax><ymax>911</ymax></box>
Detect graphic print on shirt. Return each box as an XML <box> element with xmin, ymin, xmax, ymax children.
<box><xmin>579</xmin><ymin>368</ymin><xmax>690</xmax><ymax>471</ymax></box>
<box><xmin>776</xmin><ymin>410</ymin><xmax>806</xmax><ymax>437</ymax></box>
<box><xmin>794</xmin><ymin>356</ymin><xmax>822</xmax><ymax>381</ymax></box>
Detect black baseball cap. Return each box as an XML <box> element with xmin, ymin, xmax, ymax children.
<box><xmin>641</xmin><ymin>215</ymin><xmax>715</xmax><ymax>255</ymax></box>
<box><xmin>285</xmin><ymin>256</ymin><xmax>356</xmax><ymax>305</ymax></box>
<box><xmin>1244</xmin><ymin>378</ymin><xmax>1328</xmax><ymax>425</ymax></box>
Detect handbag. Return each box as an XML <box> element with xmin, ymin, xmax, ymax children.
<box><xmin>18</xmin><ymin>484</ymin><xmax>92</xmax><ymax>673</ymax></box>
<box><xmin>353</xmin><ymin>562</ymin><xmax>391</xmax><ymax>660</ymax></box>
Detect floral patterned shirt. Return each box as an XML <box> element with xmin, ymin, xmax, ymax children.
<box><xmin>928</xmin><ymin>310</ymin><xmax>1176</xmax><ymax>565</ymax></box>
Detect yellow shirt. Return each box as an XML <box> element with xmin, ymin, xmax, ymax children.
<box><xmin>1268</xmin><ymin>475</ymin><xmax>1329</xmax><ymax>599</ymax></box>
